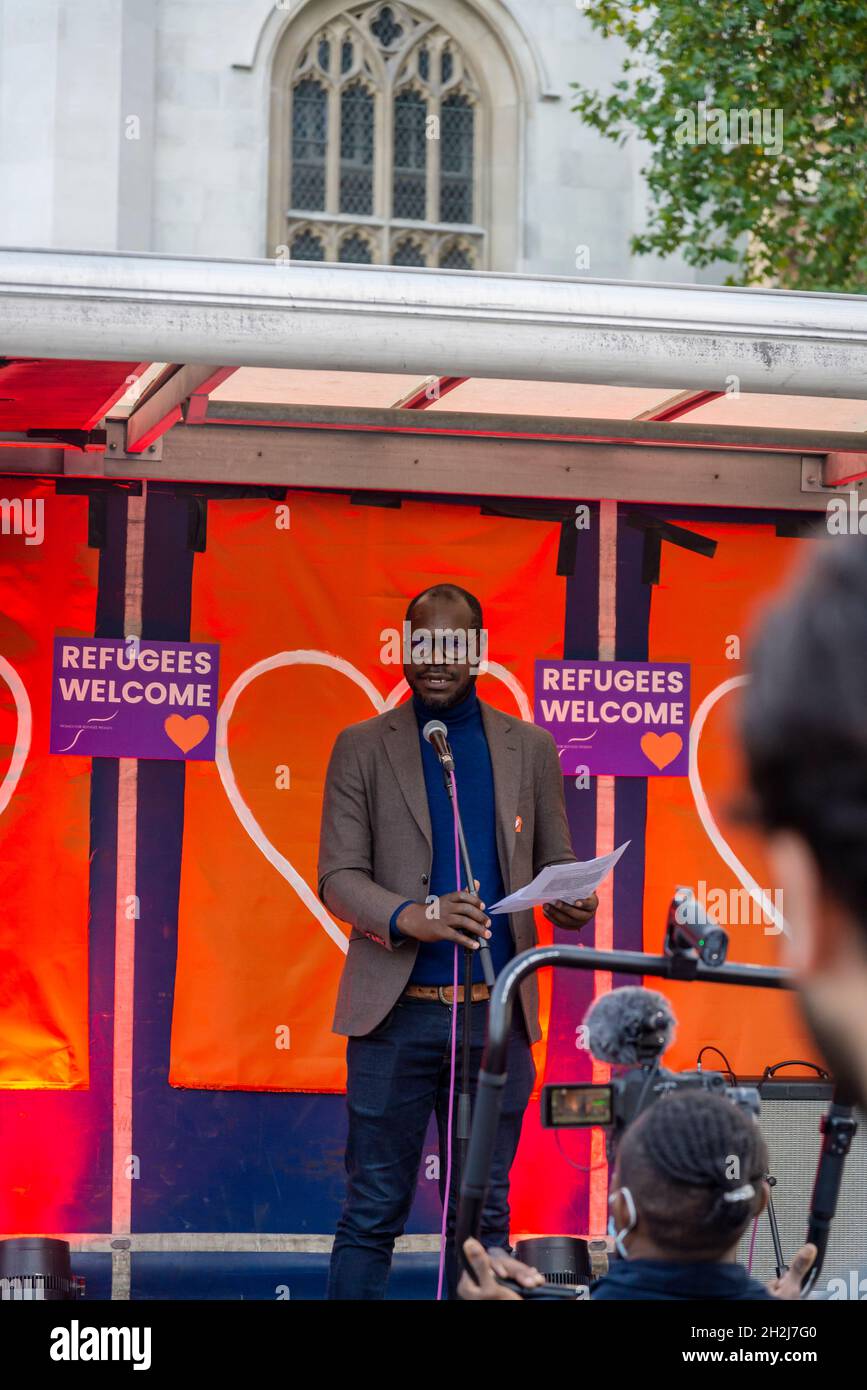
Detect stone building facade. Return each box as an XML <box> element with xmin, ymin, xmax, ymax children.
<box><xmin>0</xmin><ymin>0</ymin><xmax>706</xmax><ymax>282</ymax></box>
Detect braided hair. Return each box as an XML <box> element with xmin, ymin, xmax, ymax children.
<box><xmin>618</xmin><ymin>1090</ymin><xmax>768</xmax><ymax>1258</ymax></box>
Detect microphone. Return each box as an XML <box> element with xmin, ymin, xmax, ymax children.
<box><xmin>585</xmin><ymin>986</ymin><xmax>676</xmax><ymax>1067</ymax></box>
<box><xmin>422</xmin><ymin>719</ymin><xmax>455</xmax><ymax>771</ymax></box>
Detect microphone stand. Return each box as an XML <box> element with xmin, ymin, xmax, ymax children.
<box><xmin>440</xmin><ymin>758</ymin><xmax>496</xmax><ymax>1177</ymax></box>
<box><xmin>801</xmin><ymin>1085</ymin><xmax>858</xmax><ymax>1293</ymax></box>
<box><xmin>764</xmin><ymin>1173</ymin><xmax>786</xmax><ymax>1280</ymax></box>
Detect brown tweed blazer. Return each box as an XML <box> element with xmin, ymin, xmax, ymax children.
<box><xmin>318</xmin><ymin>697</ymin><xmax>576</xmax><ymax>1041</ymax></box>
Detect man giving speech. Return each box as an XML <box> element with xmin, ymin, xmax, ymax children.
<box><xmin>318</xmin><ymin>584</ymin><xmax>597</xmax><ymax>1299</ymax></box>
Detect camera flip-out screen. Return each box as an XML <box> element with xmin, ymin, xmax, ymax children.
<box><xmin>542</xmin><ymin>1083</ymin><xmax>613</xmax><ymax>1128</ymax></box>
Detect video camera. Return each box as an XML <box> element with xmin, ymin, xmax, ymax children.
<box><xmin>457</xmin><ymin>886</ymin><xmax>853</xmax><ymax>1296</ymax></box>
<box><xmin>541</xmin><ymin>889</ymin><xmax>758</xmax><ymax>1142</ymax></box>
<box><xmin>542</xmin><ymin>1069</ymin><xmax>760</xmax><ymax>1136</ymax></box>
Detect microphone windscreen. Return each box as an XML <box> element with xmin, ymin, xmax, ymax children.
<box><xmin>585</xmin><ymin>986</ymin><xmax>676</xmax><ymax>1066</ymax></box>
<box><xmin>422</xmin><ymin>720</ymin><xmax>448</xmax><ymax>743</ymax></box>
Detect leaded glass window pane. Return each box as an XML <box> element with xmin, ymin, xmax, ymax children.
<box><xmin>291</xmin><ymin>79</ymin><xmax>328</xmax><ymax>211</ymax></box>
<box><xmin>393</xmin><ymin>90</ymin><xmax>427</xmax><ymax>219</ymax></box>
<box><xmin>392</xmin><ymin>237</ymin><xmax>427</xmax><ymax>266</ymax></box>
<box><xmin>341</xmin><ymin>40</ymin><xmax>353</xmax><ymax>73</ymax></box>
<box><xmin>440</xmin><ymin>94</ymin><xmax>473</xmax><ymax>224</ymax></box>
<box><xmin>370</xmin><ymin>5</ymin><xmax>403</xmax><ymax>48</ymax></box>
<box><xmin>291</xmin><ymin>230</ymin><xmax>326</xmax><ymax>261</ymax></box>
<box><xmin>340</xmin><ymin>82</ymin><xmax>374</xmax><ymax>215</ymax></box>
<box><xmin>339</xmin><ymin>233</ymin><xmax>373</xmax><ymax>263</ymax></box>
<box><xmin>439</xmin><ymin>242</ymin><xmax>474</xmax><ymax>270</ymax></box>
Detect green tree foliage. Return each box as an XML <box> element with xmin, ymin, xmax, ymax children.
<box><xmin>572</xmin><ymin>0</ymin><xmax>867</xmax><ymax>289</ymax></box>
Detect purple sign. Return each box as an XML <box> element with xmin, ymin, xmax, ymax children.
<box><xmin>50</xmin><ymin>638</ymin><xmax>220</xmax><ymax>760</ymax></box>
<box><xmin>535</xmin><ymin>660</ymin><xmax>690</xmax><ymax>776</ymax></box>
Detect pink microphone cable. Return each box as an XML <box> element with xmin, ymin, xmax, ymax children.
<box><xmin>435</xmin><ymin>767</ymin><xmax>463</xmax><ymax>1301</ymax></box>
<box><xmin>747</xmin><ymin>1209</ymin><xmax>759</xmax><ymax>1274</ymax></box>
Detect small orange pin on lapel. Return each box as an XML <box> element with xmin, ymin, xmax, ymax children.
<box><xmin>515</xmin><ymin>815</ymin><xmax>523</xmax><ymax>833</ymax></box>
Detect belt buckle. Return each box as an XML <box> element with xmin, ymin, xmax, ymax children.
<box><xmin>437</xmin><ymin>985</ymin><xmax>453</xmax><ymax>1005</ymax></box>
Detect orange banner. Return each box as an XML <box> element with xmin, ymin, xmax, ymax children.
<box><xmin>0</xmin><ymin>483</ymin><xmax>96</xmax><ymax>1088</ymax></box>
<box><xmin>644</xmin><ymin>522</ymin><xmax>819</xmax><ymax>1076</ymax></box>
<box><xmin>170</xmin><ymin>492</ymin><xmax>565</xmax><ymax>1091</ymax></box>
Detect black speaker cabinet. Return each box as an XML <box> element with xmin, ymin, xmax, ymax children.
<box><xmin>736</xmin><ymin>1082</ymin><xmax>867</xmax><ymax>1294</ymax></box>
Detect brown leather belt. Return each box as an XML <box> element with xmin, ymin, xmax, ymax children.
<box><xmin>404</xmin><ymin>983</ymin><xmax>491</xmax><ymax>1005</ymax></box>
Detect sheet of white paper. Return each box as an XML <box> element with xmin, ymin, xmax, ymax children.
<box><xmin>487</xmin><ymin>841</ymin><xmax>630</xmax><ymax>914</ymax></box>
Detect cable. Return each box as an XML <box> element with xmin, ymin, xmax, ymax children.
<box><xmin>634</xmin><ymin>1056</ymin><xmax>662</xmax><ymax>1117</ymax></box>
<box><xmin>553</xmin><ymin>1129</ymin><xmax>610</xmax><ymax>1174</ymax></box>
<box><xmin>760</xmin><ymin>1059</ymin><xmax>829</xmax><ymax>1082</ymax></box>
<box><xmin>435</xmin><ymin>767</ymin><xmax>463</xmax><ymax>1302</ymax></box>
<box><xmin>746</xmin><ymin>1210</ymin><xmax>760</xmax><ymax>1275</ymax></box>
<box><xmin>696</xmin><ymin>1045</ymin><xmax>737</xmax><ymax>1083</ymax></box>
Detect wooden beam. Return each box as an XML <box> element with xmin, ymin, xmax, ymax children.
<box><xmin>124</xmin><ymin>364</ymin><xmax>235</xmax><ymax>452</ymax></box>
<box><xmin>0</xmin><ymin>446</ymin><xmax>70</xmax><ymax>474</ymax></box>
<box><xmin>198</xmin><ymin>400</ymin><xmax>867</xmax><ymax>458</ymax></box>
<box><xmin>637</xmin><ymin>389</ymin><xmax>726</xmax><ymax>422</ymax></box>
<box><xmin>108</xmin><ymin>420</ymin><xmax>828</xmax><ymax>511</ymax></box>
<box><xmin>393</xmin><ymin>376</ymin><xmax>468</xmax><ymax>410</ymax></box>
<box><xmin>823</xmin><ymin>451</ymin><xmax>867</xmax><ymax>487</ymax></box>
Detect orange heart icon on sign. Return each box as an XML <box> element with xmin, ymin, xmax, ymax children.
<box><xmin>640</xmin><ymin>731</ymin><xmax>682</xmax><ymax>771</ymax></box>
<box><xmin>164</xmin><ymin>713</ymin><xmax>210</xmax><ymax>754</ymax></box>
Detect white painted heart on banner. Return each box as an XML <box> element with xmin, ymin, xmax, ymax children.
<box><xmin>215</xmin><ymin>651</ymin><xmax>532</xmax><ymax>953</ymax></box>
<box><xmin>689</xmin><ymin>675</ymin><xmax>789</xmax><ymax>938</ymax></box>
<box><xmin>0</xmin><ymin>655</ymin><xmax>31</xmax><ymax>819</ymax></box>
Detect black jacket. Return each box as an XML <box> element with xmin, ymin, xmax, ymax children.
<box><xmin>591</xmin><ymin>1258</ymin><xmax>775</xmax><ymax>1301</ymax></box>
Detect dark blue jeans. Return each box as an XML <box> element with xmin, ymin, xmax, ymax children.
<box><xmin>327</xmin><ymin>995</ymin><xmax>535</xmax><ymax>1300</ymax></box>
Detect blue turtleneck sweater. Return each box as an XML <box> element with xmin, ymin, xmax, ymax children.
<box><xmin>389</xmin><ymin>686</ymin><xmax>513</xmax><ymax>985</ymax></box>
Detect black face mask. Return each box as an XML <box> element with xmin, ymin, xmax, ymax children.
<box><xmin>799</xmin><ymin>990</ymin><xmax>867</xmax><ymax>1110</ymax></box>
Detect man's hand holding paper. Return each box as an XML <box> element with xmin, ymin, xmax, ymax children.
<box><xmin>487</xmin><ymin>842</ymin><xmax>630</xmax><ymax>932</ymax></box>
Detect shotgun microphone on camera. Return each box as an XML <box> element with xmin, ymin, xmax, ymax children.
<box><xmin>586</xmin><ymin>986</ymin><xmax>676</xmax><ymax>1066</ymax></box>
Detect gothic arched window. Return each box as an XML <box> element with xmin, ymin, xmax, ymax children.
<box><xmin>290</xmin><ymin>227</ymin><xmax>327</xmax><ymax>261</ymax></box>
<box><xmin>392</xmin><ymin>235</ymin><xmax>427</xmax><ymax>266</ymax></box>
<box><xmin>278</xmin><ymin>3</ymin><xmax>483</xmax><ymax>268</ymax></box>
<box><xmin>338</xmin><ymin>230</ymin><xmax>375</xmax><ymax>263</ymax></box>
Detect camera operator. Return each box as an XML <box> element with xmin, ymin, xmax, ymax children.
<box><xmin>459</xmin><ymin>1090</ymin><xmax>815</xmax><ymax>1300</ymax></box>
